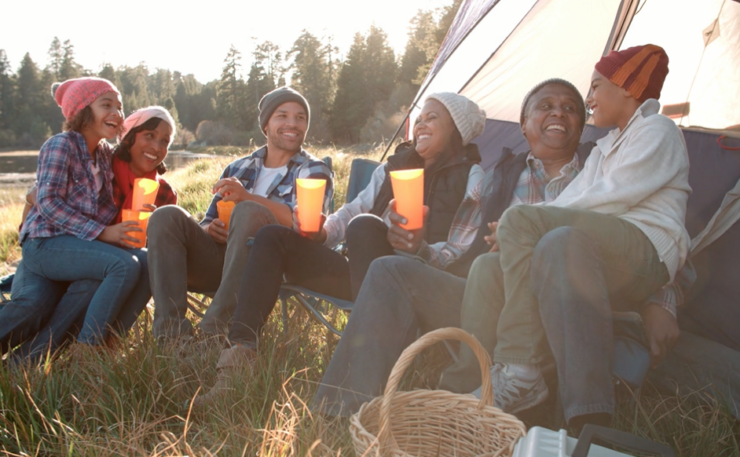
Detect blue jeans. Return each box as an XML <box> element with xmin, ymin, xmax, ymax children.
<box><xmin>312</xmin><ymin>256</ymin><xmax>466</xmax><ymax>417</ymax></box>
<box><xmin>20</xmin><ymin>236</ymin><xmax>150</xmax><ymax>345</ymax></box>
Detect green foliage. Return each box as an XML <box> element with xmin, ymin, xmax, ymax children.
<box><xmin>0</xmin><ymin>1</ymin><xmax>458</xmax><ymax>148</ymax></box>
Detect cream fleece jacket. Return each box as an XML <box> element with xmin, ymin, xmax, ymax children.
<box><xmin>548</xmin><ymin>99</ymin><xmax>691</xmax><ymax>282</ymax></box>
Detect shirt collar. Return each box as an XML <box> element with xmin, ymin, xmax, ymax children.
<box><xmin>526</xmin><ymin>151</ymin><xmax>580</xmax><ymax>181</ymax></box>
<box><xmin>253</xmin><ymin>145</ymin><xmax>309</xmax><ymax>167</ymax></box>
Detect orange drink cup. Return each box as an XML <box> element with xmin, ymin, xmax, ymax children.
<box><xmin>217</xmin><ymin>200</ymin><xmax>236</xmax><ymax>230</ymax></box>
<box><xmin>296</xmin><ymin>178</ymin><xmax>326</xmax><ymax>233</ymax></box>
<box><xmin>132</xmin><ymin>178</ymin><xmax>159</xmax><ymax>211</ymax></box>
<box><xmin>122</xmin><ymin>210</ymin><xmax>152</xmax><ymax>248</ymax></box>
<box><xmin>390</xmin><ymin>168</ymin><xmax>424</xmax><ymax>230</ymax></box>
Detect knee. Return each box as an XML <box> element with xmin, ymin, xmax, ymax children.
<box><xmin>253</xmin><ymin>224</ymin><xmax>293</xmax><ymax>250</ymax></box>
<box><xmin>347</xmin><ymin>214</ymin><xmax>386</xmax><ymax>241</ymax></box>
<box><xmin>364</xmin><ymin>255</ymin><xmax>412</xmax><ymax>282</ymax></box>
<box><xmin>229</xmin><ymin>201</ymin><xmax>276</xmax><ymax>236</ymax></box>
<box><xmin>148</xmin><ymin>205</ymin><xmax>190</xmax><ymax>238</ymax></box>
<box><xmin>498</xmin><ymin>205</ymin><xmax>541</xmax><ymax>235</ymax></box>
<box><xmin>109</xmin><ymin>251</ymin><xmax>142</xmax><ymax>279</ymax></box>
<box><xmin>531</xmin><ymin>226</ymin><xmax>596</xmax><ymax>291</ymax></box>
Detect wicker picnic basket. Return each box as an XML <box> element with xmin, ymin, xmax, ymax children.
<box><xmin>349</xmin><ymin>327</ymin><xmax>527</xmax><ymax>457</ymax></box>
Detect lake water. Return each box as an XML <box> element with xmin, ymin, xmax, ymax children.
<box><xmin>0</xmin><ymin>150</ymin><xmax>216</xmax><ymax>186</ymax></box>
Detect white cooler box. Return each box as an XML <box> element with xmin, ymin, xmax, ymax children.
<box><xmin>512</xmin><ymin>425</ymin><xmax>675</xmax><ymax>457</ymax></box>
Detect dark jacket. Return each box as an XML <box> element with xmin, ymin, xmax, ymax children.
<box><xmin>370</xmin><ymin>141</ymin><xmax>482</xmax><ymax>244</ymax></box>
<box><xmin>446</xmin><ymin>142</ymin><xmax>594</xmax><ymax>277</ymax></box>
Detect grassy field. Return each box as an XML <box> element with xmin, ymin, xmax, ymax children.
<box><xmin>1</xmin><ymin>145</ymin><xmax>738</xmax><ymax>456</ymax></box>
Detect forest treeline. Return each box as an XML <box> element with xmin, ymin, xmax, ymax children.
<box><xmin>0</xmin><ymin>1</ymin><xmax>459</xmax><ymax>149</ymax></box>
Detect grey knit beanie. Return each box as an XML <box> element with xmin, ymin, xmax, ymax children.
<box><xmin>520</xmin><ymin>78</ymin><xmax>586</xmax><ymax>130</ymax></box>
<box><xmin>258</xmin><ymin>86</ymin><xmax>310</xmax><ymax>135</ymax></box>
<box><xmin>425</xmin><ymin>92</ymin><xmax>486</xmax><ymax>145</ymax></box>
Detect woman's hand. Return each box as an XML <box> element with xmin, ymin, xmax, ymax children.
<box><xmin>98</xmin><ymin>221</ymin><xmax>142</xmax><ymax>249</ymax></box>
<box><xmin>386</xmin><ymin>199</ymin><xmax>428</xmax><ymax>253</ymax></box>
<box><xmin>641</xmin><ymin>303</ymin><xmax>680</xmax><ymax>368</ymax></box>
<box><xmin>293</xmin><ymin>206</ymin><xmax>328</xmax><ymax>243</ymax></box>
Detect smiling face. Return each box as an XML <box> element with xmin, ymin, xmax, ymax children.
<box><xmin>127</xmin><ymin>120</ymin><xmax>172</xmax><ymax>177</ymax></box>
<box><xmin>82</xmin><ymin>91</ymin><xmax>124</xmax><ymax>142</ymax></box>
<box><xmin>264</xmin><ymin>101</ymin><xmax>308</xmax><ymax>154</ymax></box>
<box><xmin>413</xmin><ymin>99</ymin><xmax>457</xmax><ymax>166</ymax></box>
<box><xmin>522</xmin><ymin>83</ymin><xmax>584</xmax><ymax>161</ymax></box>
<box><xmin>586</xmin><ymin>69</ymin><xmax>638</xmax><ymax>130</ymax></box>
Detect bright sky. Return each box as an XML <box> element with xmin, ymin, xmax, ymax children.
<box><xmin>0</xmin><ymin>0</ymin><xmax>452</xmax><ymax>83</ymax></box>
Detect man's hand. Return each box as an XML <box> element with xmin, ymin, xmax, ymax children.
<box><xmin>98</xmin><ymin>221</ymin><xmax>142</xmax><ymax>249</ymax></box>
<box><xmin>293</xmin><ymin>206</ymin><xmax>328</xmax><ymax>243</ymax></box>
<box><xmin>213</xmin><ymin>177</ymin><xmax>251</xmax><ymax>203</ymax></box>
<box><xmin>387</xmin><ymin>199</ymin><xmax>428</xmax><ymax>253</ymax></box>
<box><xmin>204</xmin><ymin>219</ymin><xmax>228</xmax><ymax>244</ymax></box>
<box><xmin>641</xmin><ymin>303</ymin><xmax>680</xmax><ymax>368</ymax></box>
<box><xmin>484</xmin><ymin>221</ymin><xmax>499</xmax><ymax>252</ymax></box>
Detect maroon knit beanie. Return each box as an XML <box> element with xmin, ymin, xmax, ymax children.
<box><xmin>595</xmin><ymin>44</ymin><xmax>669</xmax><ymax>102</ymax></box>
<box><xmin>51</xmin><ymin>77</ymin><xmax>121</xmax><ymax>121</ymax></box>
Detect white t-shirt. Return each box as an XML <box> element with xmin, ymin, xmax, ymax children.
<box><xmin>252</xmin><ymin>165</ymin><xmax>287</xmax><ymax>197</ymax></box>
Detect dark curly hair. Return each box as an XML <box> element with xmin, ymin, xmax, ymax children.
<box><xmin>114</xmin><ymin>117</ymin><xmax>168</xmax><ymax>175</ymax></box>
<box><xmin>63</xmin><ymin>106</ymin><xmax>95</xmax><ymax>133</ymax></box>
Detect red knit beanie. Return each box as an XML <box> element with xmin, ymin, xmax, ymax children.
<box><xmin>51</xmin><ymin>77</ymin><xmax>121</xmax><ymax>121</ymax></box>
<box><xmin>595</xmin><ymin>44</ymin><xmax>669</xmax><ymax>102</ymax></box>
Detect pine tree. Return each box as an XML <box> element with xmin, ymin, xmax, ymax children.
<box><xmin>59</xmin><ymin>40</ymin><xmax>83</xmax><ymax>80</ymax></box>
<box><xmin>0</xmin><ymin>49</ymin><xmax>16</xmax><ymax>145</ymax></box>
<box><xmin>289</xmin><ymin>31</ymin><xmax>337</xmax><ymax>141</ymax></box>
<box><xmin>217</xmin><ymin>45</ymin><xmax>244</xmax><ymax>127</ymax></box>
<box><xmin>47</xmin><ymin>37</ymin><xmax>63</xmax><ymax>78</ymax></box>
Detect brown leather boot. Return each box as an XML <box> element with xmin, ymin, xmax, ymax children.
<box><xmin>192</xmin><ymin>345</ymin><xmax>257</xmax><ymax>408</ymax></box>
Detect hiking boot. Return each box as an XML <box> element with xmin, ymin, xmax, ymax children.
<box><xmin>191</xmin><ymin>345</ymin><xmax>257</xmax><ymax>409</ymax></box>
<box><xmin>471</xmin><ymin>363</ymin><xmax>549</xmax><ymax>413</ymax></box>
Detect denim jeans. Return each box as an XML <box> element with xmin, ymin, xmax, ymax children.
<box><xmin>227</xmin><ymin>215</ymin><xmax>397</xmax><ymax>344</ymax></box>
<box><xmin>11</xmin><ymin>275</ymin><xmax>98</xmax><ymax>361</ymax></box>
<box><xmin>228</xmin><ymin>224</ymin><xmax>351</xmax><ymax>344</ymax></box>
<box><xmin>312</xmin><ymin>256</ymin><xmax>466</xmax><ymax>417</ymax></box>
<box><xmin>20</xmin><ymin>236</ymin><xmax>149</xmax><ymax>345</ymax></box>
<box><xmin>442</xmin><ymin>206</ymin><xmax>669</xmax><ymax>423</ymax></box>
<box><xmin>147</xmin><ymin>202</ymin><xmax>277</xmax><ymax>338</ymax></box>
<box><xmin>0</xmin><ymin>261</ymin><xmax>67</xmax><ymax>353</ymax></box>
<box><xmin>345</xmin><ymin>214</ymin><xmax>395</xmax><ymax>299</ymax></box>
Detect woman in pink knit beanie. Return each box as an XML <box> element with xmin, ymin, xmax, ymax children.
<box><xmin>0</xmin><ymin>77</ymin><xmax>153</xmax><ymax>353</ymax></box>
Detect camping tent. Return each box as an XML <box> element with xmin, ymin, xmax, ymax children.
<box><xmin>405</xmin><ymin>0</ymin><xmax>740</xmax><ymax>169</ymax></box>
<box><xmin>403</xmin><ymin>0</ymin><xmax>740</xmax><ymax>417</ymax></box>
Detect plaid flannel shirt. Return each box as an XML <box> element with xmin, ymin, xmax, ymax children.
<box><xmin>201</xmin><ymin>146</ymin><xmax>333</xmax><ymax>226</ymax></box>
<box><xmin>20</xmin><ymin>131</ymin><xmax>118</xmax><ymax>242</ymax></box>
<box><xmin>511</xmin><ymin>152</ymin><xmax>581</xmax><ymax>206</ymax></box>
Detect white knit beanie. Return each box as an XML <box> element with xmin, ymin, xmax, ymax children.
<box><xmin>120</xmin><ymin>106</ymin><xmax>177</xmax><ymax>145</ymax></box>
<box><xmin>425</xmin><ymin>92</ymin><xmax>486</xmax><ymax>145</ymax></box>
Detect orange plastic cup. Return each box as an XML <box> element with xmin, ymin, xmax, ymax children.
<box><xmin>131</xmin><ymin>178</ymin><xmax>159</xmax><ymax>211</ymax></box>
<box><xmin>122</xmin><ymin>210</ymin><xmax>152</xmax><ymax>248</ymax></box>
<box><xmin>296</xmin><ymin>178</ymin><xmax>326</xmax><ymax>233</ymax></box>
<box><xmin>390</xmin><ymin>168</ymin><xmax>424</xmax><ymax>230</ymax></box>
<box><xmin>217</xmin><ymin>200</ymin><xmax>236</xmax><ymax>230</ymax></box>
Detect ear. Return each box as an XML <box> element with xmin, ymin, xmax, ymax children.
<box><xmin>521</xmin><ymin>120</ymin><xmax>527</xmax><ymax>138</ymax></box>
<box><xmin>620</xmin><ymin>87</ymin><xmax>633</xmax><ymax>99</ymax></box>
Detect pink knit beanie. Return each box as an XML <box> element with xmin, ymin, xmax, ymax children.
<box><xmin>120</xmin><ymin>106</ymin><xmax>177</xmax><ymax>145</ymax></box>
<box><xmin>51</xmin><ymin>77</ymin><xmax>121</xmax><ymax>121</ymax></box>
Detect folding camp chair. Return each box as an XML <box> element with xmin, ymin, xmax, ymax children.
<box><xmin>278</xmin><ymin>157</ymin><xmax>380</xmax><ymax>336</ymax></box>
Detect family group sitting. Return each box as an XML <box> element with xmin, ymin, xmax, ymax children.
<box><xmin>0</xmin><ymin>43</ymin><xmax>696</xmax><ymax>430</ymax></box>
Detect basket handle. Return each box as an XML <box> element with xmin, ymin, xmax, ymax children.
<box><xmin>377</xmin><ymin>327</ymin><xmax>494</xmax><ymax>450</ymax></box>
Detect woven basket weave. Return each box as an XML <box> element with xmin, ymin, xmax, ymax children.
<box><xmin>350</xmin><ymin>327</ymin><xmax>526</xmax><ymax>457</ymax></box>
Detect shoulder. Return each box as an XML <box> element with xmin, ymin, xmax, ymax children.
<box><xmin>222</xmin><ymin>153</ymin><xmax>259</xmax><ymax>177</ymax></box>
<box><xmin>296</xmin><ymin>149</ymin><xmax>333</xmax><ymax>176</ymax></box>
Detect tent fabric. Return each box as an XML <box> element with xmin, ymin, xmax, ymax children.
<box><xmin>413</xmin><ymin>0</ymin><xmax>740</xmax><ymax>132</ymax></box>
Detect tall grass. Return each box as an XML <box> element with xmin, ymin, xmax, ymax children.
<box><xmin>1</xmin><ymin>145</ymin><xmax>738</xmax><ymax>456</ymax></box>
